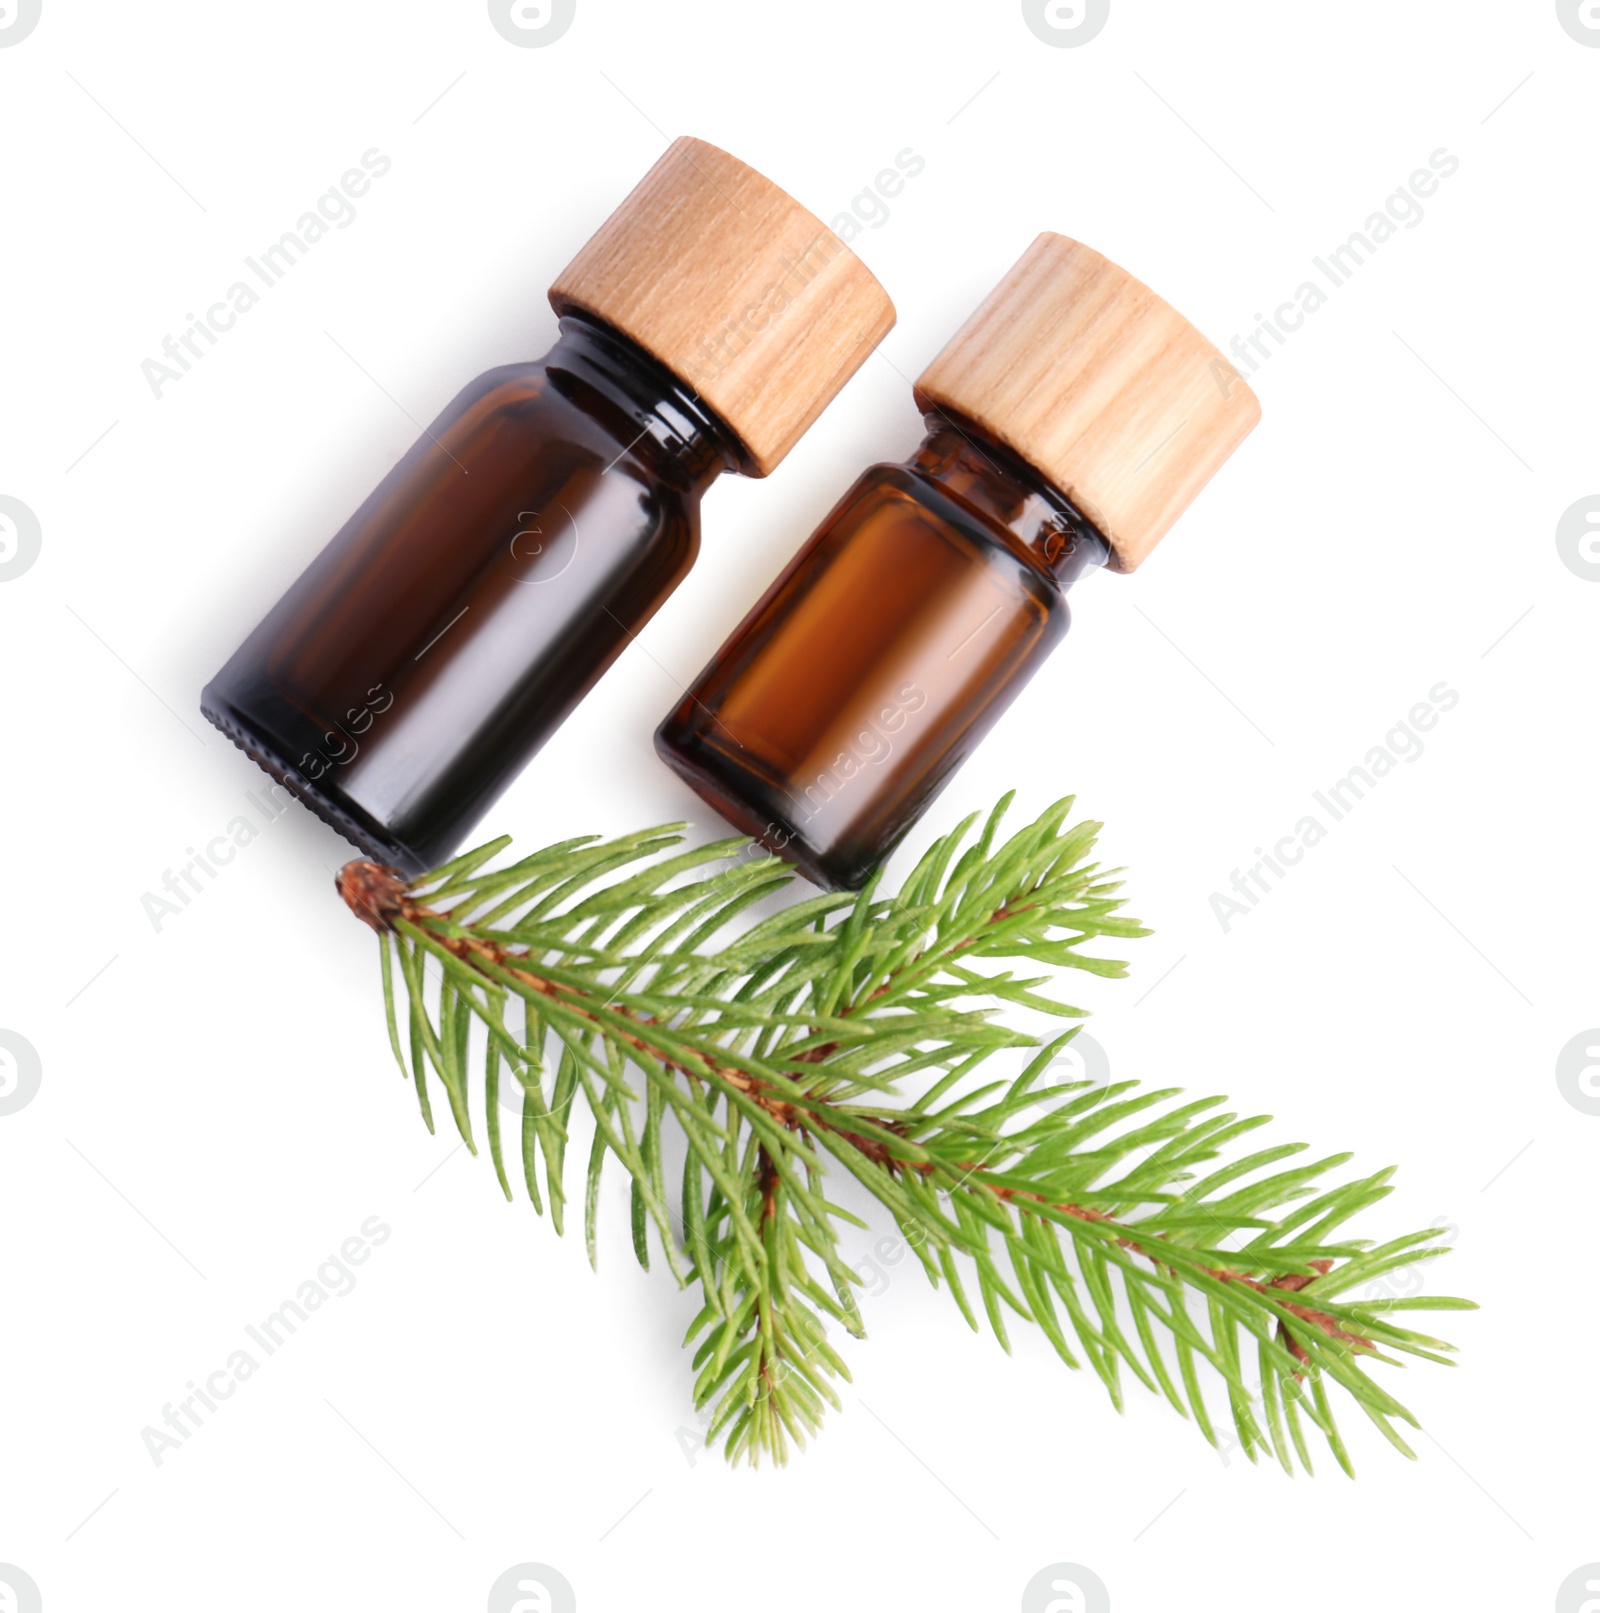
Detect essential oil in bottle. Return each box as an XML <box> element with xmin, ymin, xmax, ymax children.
<box><xmin>202</xmin><ymin>137</ymin><xmax>894</xmax><ymax>874</ymax></box>
<box><xmin>656</xmin><ymin>233</ymin><xmax>1260</xmax><ymax>890</ymax></box>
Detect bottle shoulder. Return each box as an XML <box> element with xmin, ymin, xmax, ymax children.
<box><xmin>452</xmin><ymin>353</ymin><xmax>727</xmax><ymax>499</ymax></box>
<box><xmin>837</xmin><ymin>461</ymin><xmax>1070</xmax><ymax>605</ymax></box>
<box><xmin>439</xmin><ymin>362</ymin><xmax>557</xmax><ymax>432</ymax></box>
<box><xmin>432</xmin><ymin>363</ymin><xmax>690</xmax><ymax>501</ymax></box>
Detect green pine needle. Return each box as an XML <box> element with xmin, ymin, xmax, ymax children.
<box><xmin>338</xmin><ymin>793</ymin><xmax>1472</xmax><ymax>1472</ymax></box>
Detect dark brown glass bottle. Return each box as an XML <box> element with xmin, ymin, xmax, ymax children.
<box><xmin>204</xmin><ymin>315</ymin><xmax>741</xmax><ymax>872</ymax></box>
<box><xmin>656</xmin><ymin>421</ymin><xmax>1108</xmax><ymax>889</ymax></box>
<box><xmin>657</xmin><ymin>234</ymin><xmax>1261</xmax><ymax>890</ymax></box>
<box><xmin>201</xmin><ymin>137</ymin><xmax>893</xmax><ymax>873</ymax></box>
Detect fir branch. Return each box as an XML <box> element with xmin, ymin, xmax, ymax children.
<box><xmin>340</xmin><ymin>794</ymin><xmax>1472</xmax><ymax>1472</ymax></box>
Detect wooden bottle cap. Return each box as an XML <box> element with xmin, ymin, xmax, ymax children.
<box><xmin>550</xmin><ymin>137</ymin><xmax>896</xmax><ymax>477</ymax></box>
<box><xmin>913</xmin><ymin>233</ymin><xmax>1260</xmax><ymax>571</ymax></box>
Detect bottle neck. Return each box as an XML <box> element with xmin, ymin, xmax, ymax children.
<box><xmin>905</xmin><ymin>415</ymin><xmax>1110</xmax><ymax>587</ymax></box>
<box><xmin>546</xmin><ymin>312</ymin><xmax>744</xmax><ymax>493</ymax></box>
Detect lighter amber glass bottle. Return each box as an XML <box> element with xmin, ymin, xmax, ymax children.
<box><xmin>657</xmin><ymin>234</ymin><xmax>1261</xmax><ymax>890</ymax></box>
<box><xmin>202</xmin><ymin>138</ymin><xmax>893</xmax><ymax>873</ymax></box>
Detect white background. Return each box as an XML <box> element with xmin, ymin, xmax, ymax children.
<box><xmin>1</xmin><ymin>2</ymin><xmax>1595</xmax><ymax>1608</ymax></box>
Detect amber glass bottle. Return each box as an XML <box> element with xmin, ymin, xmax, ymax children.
<box><xmin>202</xmin><ymin>138</ymin><xmax>893</xmax><ymax>873</ymax></box>
<box><xmin>657</xmin><ymin>234</ymin><xmax>1261</xmax><ymax>890</ymax></box>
